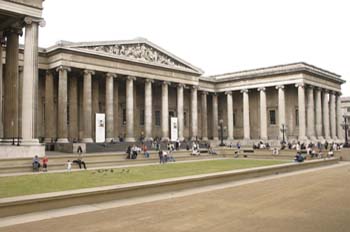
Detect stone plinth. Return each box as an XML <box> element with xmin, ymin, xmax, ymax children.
<box><xmin>0</xmin><ymin>144</ymin><xmax>45</xmax><ymax>158</ymax></box>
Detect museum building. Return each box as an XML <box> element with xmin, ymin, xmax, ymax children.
<box><xmin>0</xmin><ymin>0</ymin><xmax>346</xmax><ymax>156</ymax></box>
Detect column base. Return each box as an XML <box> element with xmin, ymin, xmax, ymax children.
<box><xmin>178</xmin><ymin>137</ymin><xmax>185</xmax><ymax>142</ymax></box>
<box><xmin>21</xmin><ymin>138</ymin><xmax>40</xmax><ymax>146</ymax></box>
<box><xmin>125</xmin><ymin>137</ymin><xmax>136</xmax><ymax>142</ymax></box>
<box><xmin>202</xmin><ymin>137</ymin><xmax>209</xmax><ymax>141</ymax></box>
<box><xmin>81</xmin><ymin>138</ymin><xmax>94</xmax><ymax>143</ymax></box>
<box><xmin>145</xmin><ymin>137</ymin><xmax>153</xmax><ymax>142</ymax></box>
<box><xmin>298</xmin><ymin>136</ymin><xmax>308</xmax><ymax>142</ymax></box>
<box><xmin>105</xmin><ymin>137</ymin><xmax>115</xmax><ymax>143</ymax></box>
<box><xmin>317</xmin><ymin>136</ymin><xmax>324</xmax><ymax>141</ymax></box>
<box><xmin>57</xmin><ymin>138</ymin><xmax>69</xmax><ymax>143</ymax></box>
<box><xmin>161</xmin><ymin>137</ymin><xmax>169</xmax><ymax>142</ymax></box>
<box><xmin>213</xmin><ymin>137</ymin><xmax>219</xmax><ymax>141</ymax></box>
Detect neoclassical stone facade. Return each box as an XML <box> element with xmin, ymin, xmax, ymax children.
<box><xmin>0</xmin><ymin>0</ymin><xmax>346</xmax><ymax>152</ymax></box>
<box><xmin>0</xmin><ymin>0</ymin><xmax>45</xmax><ymax>157</ymax></box>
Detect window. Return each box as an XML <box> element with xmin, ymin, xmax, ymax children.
<box><xmin>295</xmin><ymin>108</ymin><xmax>299</xmax><ymax>126</ymax></box>
<box><xmin>140</xmin><ymin>109</ymin><xmax>145</xmax><ymax>126</ymax></box>
<box><xmin>184</xmin><ymin>112</ymin><xmax>187</xmax><ymax>127</ymax></box>
<box><xmin>269</xmin><ymin>110</ymin><xmax>276</xmax><ymax>125</ymax></box>
<box><xmin>155</xmin><ymin>110</ymin><xmax>161</xmax><ymax>126</ymax></box>
<box><xmin>122</xmin><ymin>109</ymin><xmax>126</xmax><ymax>125</ymax></box>
<box><xmin>347</xmin><ymin>107</ymin><xmax>350</xmax><ymax>112</ymax></box>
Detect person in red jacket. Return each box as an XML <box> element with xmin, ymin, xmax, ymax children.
<box><xmin>42</xmin><ymin>156</ymin><xmax>48</xmax><ymax>172</ymax></box>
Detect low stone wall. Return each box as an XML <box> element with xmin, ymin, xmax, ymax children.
<box><xmin>339</xmin><ymin>148</ymin><xmax>350</xmax><ymax>161</ymax></box>
<box><xmin>0</xmin><ymin>144</ymin><xmax>45</xmax><ymax>159</ymax></box>
<box><xmin>0</xmin><ymin>158</ymin><xmax>338</xmax><ymax>218</ymax></box>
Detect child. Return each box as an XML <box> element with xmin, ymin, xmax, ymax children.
<box><xmin>67</xmin><ymin>160</ymin><xmax>72</xmax><ymax>172</ymax></box>
<box><xmin>42</xmin><ymin>156</ymin><xmax>48</xmax><ymax>172</ymax></box>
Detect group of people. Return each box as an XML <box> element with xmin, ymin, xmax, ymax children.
<box><xmin>32</xmin><ymin>145</ymin><xmax>88</xmax><ymax>172</ymax></box>
<box><xmin>32</xmin><ymin>155</ymin><xmax>48</xmax><ymax>172</ymax></box>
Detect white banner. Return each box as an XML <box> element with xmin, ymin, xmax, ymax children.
<box><xmin>170</xmin><ymin>117</ymin><xmax>178</xmax><ymax>141</ymax></box>
<box><xmin>95</xmin><ymin>113</ymin><xmax>105</xmax><ymax>143</ymax></box>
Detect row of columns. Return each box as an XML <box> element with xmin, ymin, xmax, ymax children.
<box><xmin>46</xmin><ymin>69</ymin><xmax>205</xmax><ymax>142</ymax></box>
<box><xmin>0</xmin><ymin>17</ymin><xmax>44</xmax><ymax>144</ymax></box>
<box><xmin>224</xmin><ymin>83</ymin><xmax>343</xmax><ymax>141</ymax></box>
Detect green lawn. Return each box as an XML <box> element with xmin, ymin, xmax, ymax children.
<box><xmin>0</xmin><ymin>159</ymin><xmax>288</xmax><ymax>198</ymax></box>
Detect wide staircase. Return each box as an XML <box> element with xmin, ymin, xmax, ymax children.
<box><xmin>0</xmin><ymin>147</ymin><xmax>333</xmax><ymax>175</ymax></box>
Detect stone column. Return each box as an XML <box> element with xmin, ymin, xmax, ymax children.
<box><xmin>125</xmin><ymin>76</ymin><xmax>136</xmax><ymax>142</ymax></box>
<box><xmin>336</xmin><ymin>93</ymin><xmax>344</xmax><ymax>141</ymax></box>
<box><xmin>56</xmin><ymin>66</ymin><xmax>71</xmax><ymax>143</ymax></box>
<box><xmin>44</xmin><ymin>71</ymin><xmax>55</xmax><ymax>142</ymax></box>
<box><xmin>0</xmin><ymin>34</ymin><xmax>4</xmax><ymax>138</ymax></box>
<box><xmin>226</xmin><ymin>91</ymin><xmax>234</xmax><ymax>141</ymax></box>
<box><xmin>177</xmin><ymin>84</ymin><xmax>185</xmax><ymax>141</ymax></box>
<box><xmin>201</xmin><ymin>91</ymin><xmax>208</xmax><ymax>141</ymax></box>
<box><xmin>258</xmin><ymin>87</ymin><xmax>268</xmax><ymax>140</ymax></box>
<box><xmin>276</xmin><ymin>85</ymin><xmax>286</xmax><ymax>141</ymax></box>
<box><xmin>68</xmin><ymin>76</ymin><xmax>78</xmax><ymax>141</ymax></box>
<box><xmin>212</xmin><ymin>94</ymin><xmax>219</xmax><ymax>141</ymax></box>
<box><xmin>21</xmin><ymin>17</ymin><xmax>44</xmax><ymax>144</ymax></box>
<box><xmin>4</xmin><ymin>27</ymin><xmax>21</xmax><ymax>139</ymax></box>
<box><xmin>191</xmin><ymin>86</ymin><xmax>198</xmax><ymax>140</ymax></box>
<box><xmin>144</xmin><ymin>79</ymin><xmax>153</xmax><ymax>141</ymax></box>
<box><xmin>241</xmin><ymin>89</ymin><xmax>250</xmax><ymax>140</ymax></box>
<box><xmin>315</xmin><ymin>88</ymin><xmax>323</xmax><ymax>139</ymax></box>
<box><xmin>161</xmin><ymin>81</ymin><xmax>170</xmax><ymax>141</ymax></box>
<box><xmin>92</xmin><ymin>77</ymin><xmax>99</xmax><ymax>140</ymax></box>
<box><xmin>113</xmin><ymin>79</ymin><xmax>119</xmax><ymax>139</ymax></box>
<box><xmin>306</xmin><ymin>86</ymin><xmax>316</xmax><ymax>140</ymax></box>
<box><xmin>323</xmin><ymin>90</ymin><xmax>331</xmax><ymax>140</ymax></box>
<box><xmin>105</xmin><ymin>73</ymin><xmax>115</xmax><ymax>142</ymax></box>
<box><xmin>329</xmin><ymin>92</ymin><xmax>337</xmax><ymax>140</ymax></box>
<box><xmin>18</xmin><ymin>66</ymin><xmax>23</xmax><ymax>138</ymax></box>
<box><xmin>82</xmin><ymin>69</ymin><xmax>94</xmax><ymax>143</ymax></box>
<box><xmin>296</xmin><ymin>83</ymin><xmax>307</xmax><ymax>141</ymax></box>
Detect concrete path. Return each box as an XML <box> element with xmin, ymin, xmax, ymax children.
<box><xmin>1</xmin><ymin>162</ymin><xmax>349</xmax><ymax>231</ymax></box>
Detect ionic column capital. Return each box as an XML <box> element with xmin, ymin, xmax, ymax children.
<box><xmin>24</xmin><ymin>17</ymin><xmax>46</xmax><ymax>27</ymax></box>
<box><xmin>56</xmin><ymin>65</ymin><xmax>71</xmax><ymax>73</ymax></box>
<box><xmin>240</xmin><ymin>89</ymin><xmax>249</xmax><ymax>93</ymax></box>
<box><xmin>257</xmin><ymin>87</ymin><xmax>266</xmax><ymax>92</ymax></box>
<box><xmin>295</xmin><ymin>82</ymin><xmax>305</xmax><ymax>88</ymax></box>
<box><xmin>127</xmin><ymin>75</ymin><xmax>136</xmax><ymax>81</ymax></box>
<box><xmin>145</xmin><ymin>78</ymin><xmax>154</xmax><ymax>84</ymax></box>
<box><xmin>83</xmin><ymin>69</ymin><xmax>95</xmax><ymax>76</ymax></box>
<box><xmin>5</xmin><ymin>24</ymin><xmax>23</xmax><ymax>36</ymax></box>
<box><xmin>225</xmin><ymin>91</ymin><xmax>232</xmax><ymax>95</ymax></box>
<box><xmin>201</xmin><ymin>91</ymin><xmax>209</xmax><ymax>96</ymax></box>
<box><xmin>162</xmin><ymin>81</ymin><xmax>171</xmax><ymax>86</ymax></box>
<box><xmin>191</xmin><ymin>85</ymin><xmax>199</xmax><ymax>90</ymax></box>
<box><xmin>307</xmin><ymin>85</ymin><xmax>315</xmax><ymax>90</ymax></box>
<box><xmin>177</xmin><ymin>83</ymin><xmax>186</xmax><ymax>89</ymax></box>
<box><xmin>275</xmin><ymin>85</ymin><xmax>284</xmax><ymax>90</ymax></box>
<box><xmin>106</xmin><ymin>72</ymin><xmax>117</xmax><ymax>78</ymax></box>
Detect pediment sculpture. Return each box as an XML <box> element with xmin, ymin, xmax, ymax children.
<box><xmin>82</xmin><ymin>43</ymin><xmax>188</xmax><ymax>69</ymax></box>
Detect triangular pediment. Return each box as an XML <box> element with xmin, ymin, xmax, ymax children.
<box><xmin>62</xmin><ymin>39</ymin><xmax>203</xmax><ymax>74</ymax></box>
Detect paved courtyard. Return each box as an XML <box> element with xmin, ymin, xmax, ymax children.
<box><xmin>2</xmin><ymin>162</ymin><xmax>350</xmax><ymax>232</ymax></box>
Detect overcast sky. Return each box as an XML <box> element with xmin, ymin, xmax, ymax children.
<box><xmin>39</xmin><ymin>0</ymin><xmax>349</xmax><ymax>95</ymax></box>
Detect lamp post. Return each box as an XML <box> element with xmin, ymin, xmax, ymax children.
<box><xmin>341</xmin><ymin>116</ymin><xmax>349</xmax><ymax>147</ymax></box>
<box><xmin>219</xmin><ymin>119</ymin><xmax>225</xmax><ymax>146</ymax></box>
<box><xmin>280</xmin><ymin>123</ymin><xmax>287</xmax><ymax>145</ymax></box>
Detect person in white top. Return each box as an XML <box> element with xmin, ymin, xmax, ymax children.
<box><xmin>67</xmin><ymin>160</ymin><xmax>72</xmax><ymax>172</ymax></box>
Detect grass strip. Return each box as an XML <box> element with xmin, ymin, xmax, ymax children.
<box><xmin>0</xmin><ymin>159</ymin><xmax>287</xmax><ymax>198</ymax></box>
